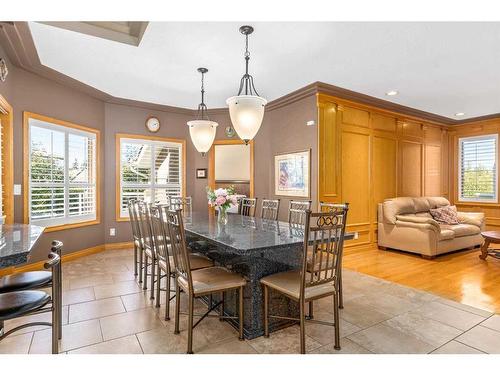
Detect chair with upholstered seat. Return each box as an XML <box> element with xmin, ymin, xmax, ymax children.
<box><xmin>165</xmin><ymin>208</ymin><xmax>247</xmax><ymax>354</ymax></box>
<box><xmin>288</xmin><ymin>200</ymin><xmax>312</xmax><ymax>226</ymax></box>
<box><xmin>127</xmin><ymin>199</ymin><xmax>143</xmax><ymax>281</ymax></box>
<box><xmin>150</xmin><ymin>204</ymin><xmax>214</xmax><ymax>319</ymax></box>
<box><xmin>239</xmin><ymin>198</ymin><xmax>258</xmax><ymax>217</ymax></box>
<box><xmin>261</xmin><ymin>199</ymin><xmax>280</xmax><ymax>220</ymax></box>
<box><xmin>260</xmin><ymin>205</ymin><xmax>349</xmax><ymax>354</ymax></box>
<box><xmin>0</xmin><ymin>241</ymin><xmax>63</xmax><ymax>354</ymax></box>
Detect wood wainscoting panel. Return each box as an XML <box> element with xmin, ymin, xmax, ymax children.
<box><xmin>341</xmin><ymin>106</ymin><xmax>370</xmax><ymax>128</ymax></box>
<box><xmin>373</xmin><ymin>135</ymin><xmax>398</xmax><ymax>218</ymax></box>
<box><xmin>318</xmin><ymin>100</ymin><xmax>339</xmax><ymax>200</ymax></box>
<box><xmin>341</xmin><ymin>130</ymin><xmax>371</xmax><ymax>243</ymax></box>
<box><xmin>400</xmin><ymin>140</ymin><xmax>423</xmax><ymax>197</ymax></box>
<box><xmin>424</xmin><ymin>144</ymin><xmax>442</xmax><ymax>196</ymax></box>
<box><xmin>372</xmin><ymin>113</ymin><xmax>397</xmax><ymax>133</ymax></box>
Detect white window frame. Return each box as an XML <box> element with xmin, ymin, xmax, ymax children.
<box><xmin>458</xmin><ymin>133</ymin><xmax>498</xmax><ymax>203</ymax></box>
<box><xmin>118</xmin><ymin>136</ymin><xmax>184</xmax><ymax>219</ymax></box>
<box><xmin>27</xmin><ymin>117</ymin><xmax>98</xmax><ymax>227</ymax></box>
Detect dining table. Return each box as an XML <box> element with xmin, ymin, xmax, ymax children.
<box><xmin>0</xmin><ymin>224</ymin><xmax>45</xmax><ymax>270</ymax></box>
<box><xmin>183</xmin><ymin>212</ymin><xmax>356</xmax><ymax>339</ymax></box>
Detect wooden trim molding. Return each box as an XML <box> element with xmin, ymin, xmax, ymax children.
<box><xmin>22</xmin><ymin>111</ymin><xmax>101</xmax><ymax>231</ymax></box>
<box><xmin>0</xmin><ymin>241</ymin><xmax>134</xmax><ymax>276</ymax></box>
<box><xmin>115</xmin><ymin>133</ymin><xmax>186</xmax><ymax>221</ymax></box>
<box><xmin>208</xmin><ymin>139</ymin><xmax>255</xmax><ymax>200</ymax></box>
<box><xmin>0</xmin><ymin>94</ymin><xmax>14</xmax><ymax>224</ymax></box>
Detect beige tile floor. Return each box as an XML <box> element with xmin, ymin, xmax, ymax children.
<box><xmin>1</xmin><ymin>248</ymin><xmax>500</xmax><ymax>354</ymax></box>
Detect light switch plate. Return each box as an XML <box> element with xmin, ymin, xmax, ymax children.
<box><xmin>13</xmin><ymin>184</ymin><xmax>21</xmax><ymax>195</ymax></box>
<box><xmin>109</xmin><ymin>228</ymin><xmax>116</xmax><ymax>236</ymax></box>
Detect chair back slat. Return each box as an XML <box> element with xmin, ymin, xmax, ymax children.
<box><xmin>150</xmin><ymin>204</ymin><xmax>169</xmax><ymax>263</ymax></box>
<box><xmin>137</xmin><ymin>201</ymin><xmax>155</xmax><ymax>257</ymax></box>
<box><xmin>127</xmin><ymin>199</ymin><xmax>141</xmax><ymax>242</ymax></box>
<box><xmin>261</xmin><ymin>199</ymin><xmax>280</xmax><ymax>220</ymax></box>
<box><xmin>288</xmin><ymin>200</ymin><xmax>312</xmax><ymax>226</ymax></box>
<box><xmin>168</xmin><ymin>196</ymin><xmax>192</xmax><ymax>215</ymax></box>
<box><xmin>165</xmin><ymin>209</ymin><xmax>193</xmax><ymax>290</ymax></box>
<box><xmin>300</xmin><ymin>204</ymin><xmax>349</xmax><ymax>298</ymax></box>
<box><xmin>239</xmin><ymin>198</ymin><xmax>258</xmax><ymax>217</ymax></box>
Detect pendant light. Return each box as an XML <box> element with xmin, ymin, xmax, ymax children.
<box><xmin>226</xmin><ymin>25</ymin><xmax>267</xmax><ymax>145</ymax></box>
<box><xmin>187</xmin><ymin>67</ymin><xmax>218</xmax><ymax>156</ymax></box>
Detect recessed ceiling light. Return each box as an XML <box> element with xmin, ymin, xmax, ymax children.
<box><xmin>455</xmin><ymin>112</ymin><xmax>465</xmax><ymax>117</ymax></box>
<box><xmin>386</xmin><ymin>90</ymin><xmax>398</xmax><ymax>96</ymax></box>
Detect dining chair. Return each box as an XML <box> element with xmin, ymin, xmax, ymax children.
<box><xmin>168</xmin><ymin>196</ymin><xmax>193</xmax><ymax>215</ymax></box>
<box><xmin>239</xmin><ymin>197</ymin><xmax>258</xmax><ymax>217</ymax></box>
<box><xmin>260</xmin><ymin>205</ymin><xmax>349</xmax><ymax>354</ymax></box>
<box><xmin>127</xmin><ymin>199</ymin><xmax>143</xmax><ymax>280</ymax></box>
<box><xmin>318</xmin><ymin>201</ymin><xmax>348</xmax><ymax>309</ymax></box>
<box><xmin>151</xmin><ymin>204</ymin><xmax>214</xmax><ymax>319</ymax></box>
<box><xmin>0</xmin><ymin>241</ymin><xmax>63</xmax><ymax>354</ymax></box>
<box><xmin>261</xmin><ymin>199</ymin><xmax>280</xmax><ymax>220</ymax></box>
<box><xmin>166</xmin><ymin>208</ymin><xmax>247</xmax><ymax>354</ymax></box>
<box><xmin>137</xmin><ymin>200</ymin><xmax>157</xmax><ymax>299</ymax></box>
<box><xmin>288</xmin><ymin>200</ymin><xmax>312</xmax><ymax>226</ymax></box>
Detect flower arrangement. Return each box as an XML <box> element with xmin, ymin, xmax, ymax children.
<box><xmin>206</xmin><ymin>186</ymin><xmax>238</xmax><ymax>224</ymax></box>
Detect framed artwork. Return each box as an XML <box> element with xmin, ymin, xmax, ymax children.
<box><xmin>196</xmin><ymin>168</ymin><xmax>207</xmax><ymax>179</ymax></box>
<box><xmin>274</xmin><ymin>149</ymin><xmax>310</xmax><ymax>198</ymax></box>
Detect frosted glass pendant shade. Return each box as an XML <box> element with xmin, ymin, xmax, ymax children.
<box><xmin>187</xmin><ymin>120</ymin><xmax>218</xmax><ymax>154</ymax></box>
<box><xmin>226</xmin><ymin>95</ymin><xmax>267</xmax><ymax>143</ymax></box>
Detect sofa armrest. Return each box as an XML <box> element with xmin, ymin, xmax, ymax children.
<box><xmin>395</xmin><ymin>215</ymin><xmax>440</xmax><ymax>232</ymax></box>
<box><xmin>457</xmin><ymin>211</ymin><xmax>485</xmax><ymax>228</ymax></box>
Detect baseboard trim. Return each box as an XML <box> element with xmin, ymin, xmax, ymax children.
<box><xmin>2</xmin><ymin>241</ymin><xmax>133</xmax><ymax>275</ymax></box>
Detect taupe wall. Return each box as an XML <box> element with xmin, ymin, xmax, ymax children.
<box><xmin>266</xmin><ymin>95</ymin><xmax>319</xmax><ymax>221</ymax></box>
<box><xmin>0</xmin><ymin>44</ymin><xmax>106</xmax><ymax>262</ymax></box>
<box><xmin>1</xmin><ymin>41</ymin><xmax>319</xmax><ymax>259</ymax></box>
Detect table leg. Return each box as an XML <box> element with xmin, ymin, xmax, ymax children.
<box><xmin>479</xmin><ymin>239</ymin><xmax>491</xmax><ymax>260</ymax></box>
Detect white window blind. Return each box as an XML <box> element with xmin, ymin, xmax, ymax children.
<box><xmin>28</xmin><ymin>118</ymin><xmax>97</xmax><ymax>227</ymax></box>
<box><xmin>459</xmin><ymin>134</ymin><xmax>498</xmax><ymax>202</ymax></box>
<box><xmin>119</xmin><ymin>137</ymin><xmax>183</xmax><ymax>218</ymax></box>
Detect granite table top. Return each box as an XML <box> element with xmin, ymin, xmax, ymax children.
<box><xmin>183</xmin><ymin>212</ymin><xmax>356</xmax><ymax>254</ymax></box>
<box><xmin>0</xmin><ymin>224</ymin><xmax>45</xmax><ymax>269</ymax></box>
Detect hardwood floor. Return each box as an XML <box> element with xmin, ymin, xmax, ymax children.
<box><xmin>343</xmin><ymin>245</ymin><xmax>500</xmax><ymax>313</ymax></box>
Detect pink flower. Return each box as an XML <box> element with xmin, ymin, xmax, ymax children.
<box><xmin>215</xmin><ymin>196</ymin><xmax>227</xmax><ymax>206</ymax></box>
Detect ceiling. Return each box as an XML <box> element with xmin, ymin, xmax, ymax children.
<box><xmin>28</xmin><ymin>22</ymin><xmax>500</xmax><ymax>120</ymax></box>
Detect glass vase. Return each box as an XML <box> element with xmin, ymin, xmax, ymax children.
<box><xmin>217</xmin><ymin>206</ymin><xmax>228</xmax><ymax>225</ymax></box>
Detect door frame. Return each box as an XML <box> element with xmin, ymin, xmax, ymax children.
<box><xmin>208</xmin><ymin>139</ymin><xmax>255</xmax><ymax>198</ymax></box>
<box><xmin>0</xmin><ymin>94</ymin><xmax>14</xmax><ymax>224</ymax></box>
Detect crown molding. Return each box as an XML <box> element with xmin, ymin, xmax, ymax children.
<box><xmin>1</xmin><ymin>22</ymin><xmax>500</xmax><ymax>125</ymax></box>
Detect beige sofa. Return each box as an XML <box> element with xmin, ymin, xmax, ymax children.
<box><xmin>377</xmin><ymin>197</ymin><xmax>485</xmax><ymax>258</ymax></box>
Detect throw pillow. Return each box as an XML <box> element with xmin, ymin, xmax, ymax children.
<box><xmin>429</xmin><ymin>206</ymin><xmax>459</xmax><ymax>225</ymax></box>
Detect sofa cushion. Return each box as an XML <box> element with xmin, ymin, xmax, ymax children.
<box><xmin>430</xmin><ymin>206</ymin><xmax>459</xmax><ymax>224</ymax></box>
<box><xmin>383</xmin><ymin>197</ymin><xmax>416</xmax><ymax>224</ymax></box>
<box><xmin>439</xmin><ymin>228</ymin><xmax>455</xmax><ymax>241</ymax></box>
<box><xmin>426</xmin><ymin>197</ymin><xmax>451</xmax><ymax>209</ymax></box>
<box><xmin>440</xmin><ymin>224</ymin><xmax>480</xmax><ymax>238</ymax></box>
<box><xmin>413</xmin><ymin>198</ymin><xmax>431</xmax><ymax>213</ymax></box>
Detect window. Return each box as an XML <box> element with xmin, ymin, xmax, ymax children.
<box><xmin>459</xmin><ymin>134</ymin><xmax>498</xmax><ymax>202</ymax></box>
<box><xmin>25</xmin><ymin>113</ymin><xmax>99</xmax><ymax>228</ymax></box>
<box><xmin>117</xmin><ymin>134</ymin><xmax>184</xmax><ymax>219</ymax></box>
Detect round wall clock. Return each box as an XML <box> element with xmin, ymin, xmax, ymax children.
<box><xmin>145</xmin><ymin>116</ymin><xmax>160</xmax><ymax>133</ymax></box>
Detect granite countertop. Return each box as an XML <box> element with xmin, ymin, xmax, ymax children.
<box><xmin>183</xmin><ymin>212</ymin><xmax>356</xmax><ymax>253</ymax></box>
<box><xmin>0</xmin><ymin>224</ymin><xmax>45</xmax><ymax>269</ymax></box>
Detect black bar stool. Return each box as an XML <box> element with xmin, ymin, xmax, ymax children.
<box><xmin>0</xmin><ymin>240</ymin><xmax>63</xmax><ymax>354</ymax></box>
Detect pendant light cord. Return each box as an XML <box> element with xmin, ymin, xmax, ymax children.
<box><xmin>197</xmin><ymin>69</ymin><xmax>210</xmax><ymax>121</ymax></box>
<box><xmin>237</xmin><ymin>31</ymin><xmax>260</xmax><ymax>97</ymax></box>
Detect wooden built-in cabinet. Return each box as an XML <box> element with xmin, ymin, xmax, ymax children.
<box><xmin>317</xmin><ymin>94</ymin><xmax>449</xmax><ymax>249</ymax></box>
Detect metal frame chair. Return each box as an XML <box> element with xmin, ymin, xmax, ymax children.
<box><xmin>319</xmin><ymin>201</ymin><xmax>348</xmax><ymax>309</ymax></box>
<box><xmin>168</xmin><ymin>196</ymin><xmax>193</xmax><ymax>215</ymax></box>
<box><xmin>260</xmin><ymin>199</ymin><xmax>280</xmax><ymax>220</ymax></box>
<box><xmin>166</xmin><ymin>208</ymin><xmax>247</xmax><ymax>354</ymax></box>
<box><xmin>127</xmin><ymin>199</ymin><xmax>143</xmax><ymax>280</ymax></box>
<box><xmin>137</xmin><ymin>201</ymin><xmax>157</xmax><ymax>299</ymax></box>
<box><xmin>239</xmin><ymin>197</ymin><xmax>258</xmax><ymax>217</ymax></box>
<box><xmin>288</xmin><ymin>200</ymin><xmax>312</xmax><ymax>226</ymax></box>
<box><xmin>0</xmin><ymin>241</ymin><xmax>63</xmax><ymax>354</ymax></box>
<box><xmin>261</xmin><ymin>205</ymin><xmax>349</xmax><ymax>354</ymax></box>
